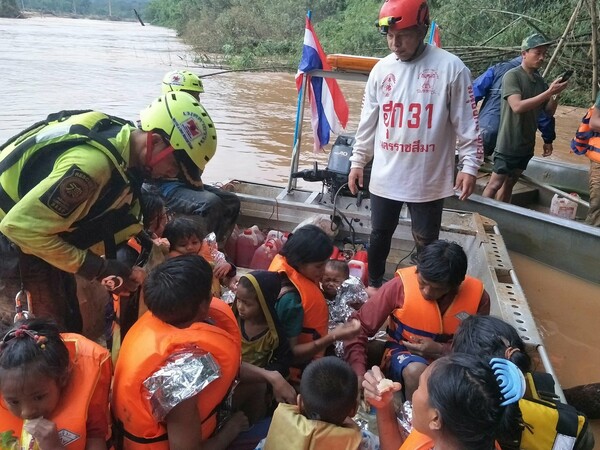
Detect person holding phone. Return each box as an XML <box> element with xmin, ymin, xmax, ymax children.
<box><xmin>473</xmin><ymin>55</ymin><xmax>558</xmax><ymax>158</ymax></box>
<box><xmin>483</xmin><ymin>33</ymin><xmax>569</xmax><ymax>202</ymax></box>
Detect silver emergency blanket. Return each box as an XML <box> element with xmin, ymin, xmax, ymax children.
<box><xmin>328</xmin><ymin>276</ymin><xmax>368</xmax><ymax>357</ymax></box>
<box><xmin>397</xmin><ymin>400</ymin><xmax>413</xmax><ymax>435</ymax></box>
<box><xmin>143</xmin><ymin>348</ymin><xmax>221</xmax><ymax>421</ymax></box>
<box><xmin>221</xmin><ymin>288</ymin><xmax>236</xmax><ymax>304</ymax></box>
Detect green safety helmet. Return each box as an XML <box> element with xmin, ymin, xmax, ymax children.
<box><xmin>162</xmin><ymin>70</ymin><xmax>205</xmax><ymax>94</ymax></box>
<box><xmin>139</xmin><ymin>91</ymin><xmax>217</xmax><ymax>185</ymax></box>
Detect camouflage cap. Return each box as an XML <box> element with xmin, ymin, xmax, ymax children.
<box><xmin>521</xmin><ymin>33</ymin><xmax>552</xmax><ymax>51</ymax></box>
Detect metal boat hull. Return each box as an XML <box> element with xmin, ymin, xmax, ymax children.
<box><xmin>227</xmin><ymin>179</ymin><xmax>561</xmax><ymax>389</ymax></box>
<box><xmin>447</xmin><ymin>157</ymin><xmax>599</xmax><ymax>284</ymax></box>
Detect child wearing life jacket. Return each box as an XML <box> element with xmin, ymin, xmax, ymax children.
<box><xmin>163</xmin><ymin>217</ymin><xmax>235</xmax><ymax>297</ymax></box>
<box><xmin>0</xmin><ymin>319</ymin><xmax>112</xmax><ymax>450</ymax></box>
<box><xmin>269</xmin><ymin>225</ymin><xmax>361</xmax><ymax>382</ymax></box>
<box><xmin>112</xmin><ymin>255</ymin><xmax>248</xmax><ymax>450</ymax></box>
<box><xmin>232</xmin><ymin>271</ymin><xmax>296</xmax><ymax>423</ymax></box>
<box><xmin>139</xmin><ymin>190</ymin><xmax>171</xmax><ymax>255</ymax></box>
<box><xmin>260</xmin><ymin>357</ymin><xmax>365</xmax><ymax>450</ymax></box>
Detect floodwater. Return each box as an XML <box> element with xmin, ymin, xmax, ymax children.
<box><xmin>1</xmin><ymin>15</ymin><xmax>599</xmax><ymax>434</ymax></box>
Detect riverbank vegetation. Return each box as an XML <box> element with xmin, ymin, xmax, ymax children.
<box><xmin>0</xmin><ymin>0</ymin><xmax>149</xmax><ymax>20</ymax></box>
<box><xmin>146</xmin><ymin>0</ymin><xmax>598</xmax><ymax>107</ymax></box>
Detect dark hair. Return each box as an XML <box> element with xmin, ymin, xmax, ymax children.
<box><xmin>163</xmin><ymin>216</ymin><xmax>203</xmax><ymax>251</ymax></box>
<box><xmin>452</xmin><ymin>315</ymin><xmax>532</xmax><ymax>373</ymax></box>
<box><xmin>140</xmin><ymin>191</ymin><xmax>166</xmax><ymax>231</ymax></box>
<box><xmin>300</xmin><ymin>356</ymin><xmax>358</xmax><ymax>425</ymax></box>
<box><xmin>0</xmin><ymin>319</ymin><xmax>70</xmax><ymax>386</ymax></box>
<box><xmin>427</xmin><ymin>353</ymin><xmax>523</xmax><ymax>450</ymax></box>
<box><xmin>280</xmin><ymin>225</ymin><xmax>333</xmax><ymax>270</ymax></box>
<box><xmin>143</xmin><ymin>255</ymin><xmax>213</xmax><ymax>326</ymax></box>
<box><xmin>237</xmin><ymin>276</ymin><xmax>256</xmax><ymax>296</ymax></box>
<box><xmin>416</xmin><ymin>240</ymin><xmax>467</xmax><ymax>288</ymax></box>
<box><xmin>325</xmin><ymin>259</ymin><xmax>350</xmax><ymax>279</ymax></box>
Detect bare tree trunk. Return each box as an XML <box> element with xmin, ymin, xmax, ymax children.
<box><xmin>543</xmin><ymin>0</ymin><xmax>586</xmax><ymax>77</ymax></box>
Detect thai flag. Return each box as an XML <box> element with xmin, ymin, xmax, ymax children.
<box><xmin>428</xmin><ymin>21</ymin><xmax>441</xmax><ymax>48</ymax></box>
<box><xmin>295</xmin><ymin>15</ymin><xmax>349</xmax><ymax>152</ymax></box>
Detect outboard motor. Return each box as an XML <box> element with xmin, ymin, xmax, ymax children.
<box><xmin>327</xmin><ymin>134</ymin><xmax>372</xmax><ymax>197</ymax></box>
<box><xmin>292</xmin><ymin>134</ymin><xmax>372</xmax><ymax>202</ymax></box>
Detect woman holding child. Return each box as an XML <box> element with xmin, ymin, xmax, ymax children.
<box><xmin>268</xmin><ymin>225</ymin><xmax>360</xmax><ymax>379</ymax></box>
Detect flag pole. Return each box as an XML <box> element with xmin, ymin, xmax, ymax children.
<box><xmin>287</xmin><ymin>10</ymin><xmax>312</xmax><ymax>192</ymax></box>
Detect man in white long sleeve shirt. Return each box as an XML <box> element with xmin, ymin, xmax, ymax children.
<box><xmin>348</xmin><ymin>0</ymin><xmax>483</xmax><ymax>291</ymax></box>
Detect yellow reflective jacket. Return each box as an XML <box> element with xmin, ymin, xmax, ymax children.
<box><xmin>0</xmin><ymin>110</ymin><xmax>142</xmax><ymax>271</ymax></box>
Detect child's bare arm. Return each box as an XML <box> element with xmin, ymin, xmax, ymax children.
<box><xmin>166</xmin><ymin>395</ymin><xmax>248</xmax><ymax>450</ymax></box>
<box><xmin>166</xmin><ymin>396</ymin><xmax>203</xmax><ymax>450</ymax></box>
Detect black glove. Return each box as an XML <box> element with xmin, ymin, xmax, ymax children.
<box><xmin>77</xmin><ymin>252</ymin><xmax>132</xmax><ymax>292</ymax></box>
<box><xmin>97</xmin><ymin>258</ymin><xmax>132</xmax><ymax>280</ymax></box>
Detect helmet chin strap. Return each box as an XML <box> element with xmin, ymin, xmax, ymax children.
<box><xmin>145</xmin><ymin>132</ymin><xmax>175</xmax><ymax>170</ymax></box>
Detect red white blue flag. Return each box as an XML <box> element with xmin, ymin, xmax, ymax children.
<box><xmin>428</xmin><ymin>20</ymin><xmax>441</xmax><ymax>48</ymax></box>
<box><xmin>295</xmin><ymin>16</ymin><xmax>349</xmax><ymax>152</ymax></box>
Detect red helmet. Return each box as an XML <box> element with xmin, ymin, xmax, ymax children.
<box><xmin>377</xmin><ymin>0</ymin><xmax>430</xmax><ymax>35</ymax></box>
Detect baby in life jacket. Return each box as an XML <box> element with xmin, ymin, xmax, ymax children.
<box><xmin>259</xmin><ymin>357</ymin><xmax>375</xmax><ymax>450</ymax></box>
<box><xmin>0</xmin><ymin>319</ymin><xmax>112</xmax><ymax>450</ymax></box>
<box><xmin>163</xmin><ymin>216</ymin><xmax>235</xmax><ymax>296</ymax></box>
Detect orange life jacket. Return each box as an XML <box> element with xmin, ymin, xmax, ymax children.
<box><xmin>111</xmin><ymin>298</ymin><xmax>241</xmax><ymax>450</ymax></box>
<box><xmin>399</xmin><ymin>430</ymin><xmax>434</xmax><ymax>450</ymax></box>
<box><xmin>269</xmin><ymin>255</ymin><xmax>329</xmax><ymax>349</ymax></box>
<box><xmin>127</xmin><ymin>236</ymin><xmax>142</xmax><ymax>254</ymax></box>
<box><xmin>398</xmin><ymin>430</ymin><xmax>502</xmax><ymax>450</ymax></box>
<box><xmin>0</xmin><ymin>334</ymin><xmax>112</xmax><ymax>450</ymax></box>
<box><xmin>571</xmin><ymin>106</ymin><xmax>600</xmax><ymax>163</ymax></box>
<box><xmin>386</xmin><ymin>268</ymin><xmax>483</xmax><ymax>358</ymax></box>
<box><xmin>264</xmin><ymin>404</ymin><xmax>363</xmax><ymax>450</ymax></box>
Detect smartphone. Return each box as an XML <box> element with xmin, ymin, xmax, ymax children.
<box><xmin>558</xmin><ymin>69</ymin><xmax>574</xmax><ymax>83</ymax></box>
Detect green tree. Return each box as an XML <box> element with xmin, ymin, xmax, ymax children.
<box><xmin>0</xmin><ymin>0</ymin><xmax>20</xmax><ymax>17</ymax></box>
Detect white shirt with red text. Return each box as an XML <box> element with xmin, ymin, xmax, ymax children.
<box><xmin>349</xmin><ymin>45</ymin><xmax>483</xmax><ymax>203</ymax></box>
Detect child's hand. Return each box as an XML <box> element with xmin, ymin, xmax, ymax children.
<box><xmin>153</xmin><ymin>237</ymin><xmax>170</xmax><ymax>253</ymax></box>
<box><xmin>23</xmin><ymin>418</ymin><xmax>63</xmax><ymax>450</ymax></box>
<box><xmin>270</xmin><ymin>372</ymin><xmax>297</xmax><ymax>405</ymax></box>
<box><xmin>213</xmin><ymin>261</ymin><xmax>232</xmax><ymax>279</ymax></box>
<box><xmin>331</xmin><ymin>318</ymin><xmax>361</xmax><ymax>341</ymax></box>
<box><xmin>122</xmin><ymin>266</ymin><xmax>145</xmax><ymax>293</ymax></box>
<box><xmin>221</xmin><ymin>411</ymin><xmax>249</xmax><ymax>436</ymax></box>
<box><xmin>362</xmin><ymin>365</ymin><xmax>402</xmax><ymax>410</ymax></box>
